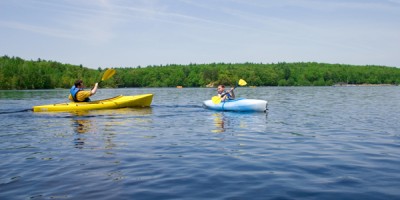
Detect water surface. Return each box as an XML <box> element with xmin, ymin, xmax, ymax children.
<box><xmin>0</xmin><ymin>87</ymin><xmax>399</xmax><ymax>199</ymax></box>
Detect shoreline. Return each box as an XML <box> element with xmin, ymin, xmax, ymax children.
<box><xmin>333</xmin><ymin>83</ymin><xmax>397</xmax><ymax>87</ymax></box>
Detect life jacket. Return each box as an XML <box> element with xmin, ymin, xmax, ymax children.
<box><xmin>70</xmin><ymin>86</ymin><xmax>90</xmax><ymax>102</ymax></box>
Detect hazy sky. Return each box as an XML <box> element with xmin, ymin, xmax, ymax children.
<box><xmin>1</xmin><ymin>0</ymin><xmax>399</xmax><ymax>69</ymax></box>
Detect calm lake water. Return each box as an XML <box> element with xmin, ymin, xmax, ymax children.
<box><xmin>0</xmin><ymin>87</ymin><xmax>399</xmax><ymax>200</ymax></box>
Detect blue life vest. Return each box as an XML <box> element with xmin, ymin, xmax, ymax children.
<box><xmin>70</xmin><ymin>86</ymin><xmax>90</xmax><ymax>102</ymax></box>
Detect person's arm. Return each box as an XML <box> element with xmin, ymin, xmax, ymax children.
<box><xmin>90</xmin><ymin>83</ymin><xmax>99</xmax><ymax>95</ymax></box>
<box><xmin>230</xmin><ymin>88</ymin><xmax>235</xmax><ymax>99</ymax></box>
<box><xmin>221</xmin><ymin>95</ymin><xmax>227</xmax><ymax>101</ymax></box>
<box><xmin>68</xmin><ymin>94</ymin><xmax>74</xmax><ymax>101</ymax></box>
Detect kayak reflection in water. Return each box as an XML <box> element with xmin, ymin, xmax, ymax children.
<box><xmin>68</xmin><ymin>79</ymin><xmax>99</xmax><ymax>102</ymax></box>
<box><xmin>217</xmin><ymin>84</ymin><xmax>235</xmax><ymax>102</ymax></box>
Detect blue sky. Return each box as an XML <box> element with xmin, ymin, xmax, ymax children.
<box><xmin>1</xmin><ymin>0</ymin><xmax>399</xmax><ymax>69</ymax></box>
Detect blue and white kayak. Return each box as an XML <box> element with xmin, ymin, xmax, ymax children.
<box><xmin>203</xmin><ymin>98</ymin><xmax>268</xmax><ymax>112</ymax></box>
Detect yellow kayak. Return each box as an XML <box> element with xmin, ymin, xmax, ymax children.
<box><xmin>33</xmin><ymin>94</ymin><xmax>153</xmax><ymax>112</ymax></box>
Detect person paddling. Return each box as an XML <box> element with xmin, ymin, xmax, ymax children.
<box><xmin>217</xmin><ymin>84</ymin><xmax>235</xmax><ymax>102</ymax></box>
<box><xmin>69</xmin><ymin>80</ymin><xmax>99</xmax><ymax>102</ymax></box>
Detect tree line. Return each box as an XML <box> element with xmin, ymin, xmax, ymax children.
<box><xmin>0</xmin><ymin>55</ymin><xmax>399</xmax><ymax>90</ymax></box>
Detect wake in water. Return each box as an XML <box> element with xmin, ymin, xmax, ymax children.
<box><xmin>151</xmin><ymin>104</ymin><xmax>204</xmax><ymax>109</ymax></box>
<box><xmin>0</xmin><ymin>109</ymin><xmax>32</xmax><ymax>115</ymax></box>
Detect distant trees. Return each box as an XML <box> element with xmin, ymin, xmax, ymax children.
<box><xmin>0</xmin><ymin>56</ymin><xmax>106</xmax><ymax>89</ymax></box>
<box><xmin>0</xmin><ymin>55</ymin><xmax>399</xmax><ymax>90</ymax></box>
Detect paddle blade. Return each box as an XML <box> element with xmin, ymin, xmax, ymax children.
<box><xmin>101</xmin><ymin>69</ymin><xmax>116</xmax><ymax>82</ymax></box>
<box><xmin>238</xmin><ymin>79</ymin><xmax>247</xmax><ymax>86</ymax></box>
<box><xmin>212</xmin><ymin>96</ymin><xmax>222</xmax><ymax>104</ymax></box>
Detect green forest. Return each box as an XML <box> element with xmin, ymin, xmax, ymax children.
<box><xmin>0</xmin><ymin>55</ymin><xmax>399</xmax><ymax>90</ymax></box>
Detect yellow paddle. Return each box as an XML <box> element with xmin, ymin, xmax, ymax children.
<box><xmin>212</xmin><ymin>96</ymin><xmax>222</xmax><ymax>104</ymax></box>
<box><xmin>238</xmin><ymin>79</ymin><xmax>247</xmax><ymax>86</ymax></box>
<box><xmin>99</xmin><ymin>68</ymin><xmax>116</xmax><ymax>83</ymax></box>
<box><xmin>212</xmin><ymin>79</ymin><xmax>247</xmax><ymax>104</ymax></box>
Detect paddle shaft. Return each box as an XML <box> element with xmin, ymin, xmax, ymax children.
<box><xmin>92</xmin><ymin>69</ymin><xmax>115</xmax><ymax>89</ymax></box>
